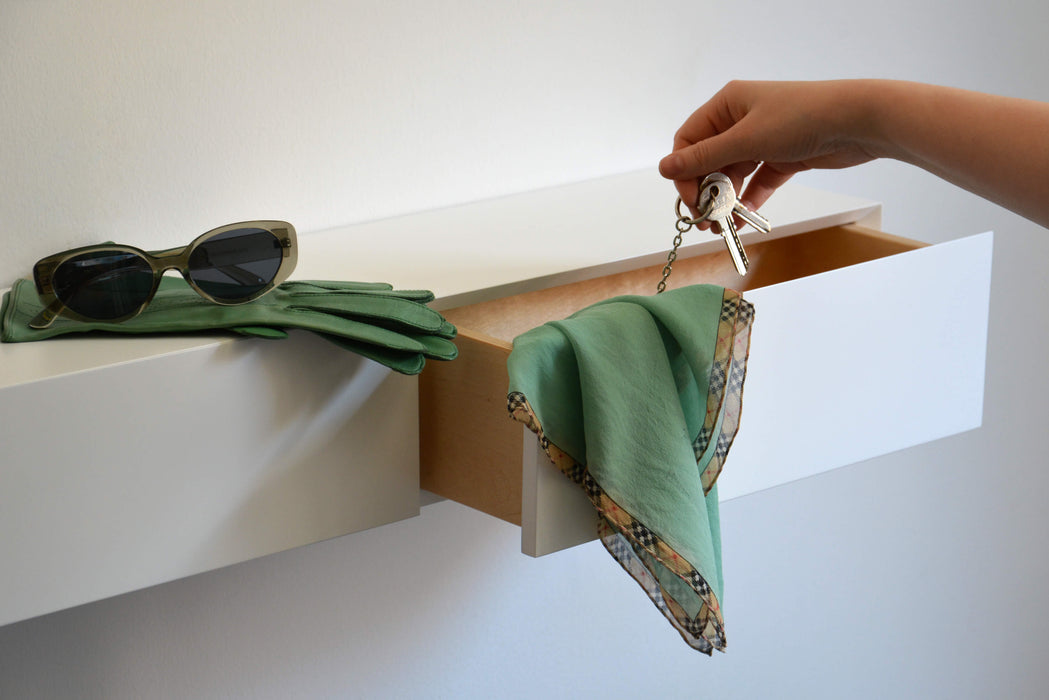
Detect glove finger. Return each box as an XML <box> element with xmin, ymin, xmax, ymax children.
<box><xmin>282</xmin><ymin>308</ymin><xmax>432</xmax><ymax>353</ymax></box>
<box><xmin>279</xmin><ymin>280</ymin><xmax>394</xmax><ymax>293</ymax></box>
<box><xmin>410</xmin><ymin>333</ymin><xmax>459</xmax><ymax>361</ymax></box>
<box><xmin>1</xmin><ymin>286</ymin><xmax>21</xmax><ymax>342</ymax></box>
<box><xmin>117</xmin><ymin>292</ymin><xmax>435</xmax><ymax>354</ymax></box>
<box><xmin>230</xmin><ymin>326</ymin><xmax>289</xmax><ymax>339</ymax></box>
<box><xmin>354</xmin><ymin>288</ymin><xmax>436</xmax><ymax>303</ymax></box>
<box><xmin>313</xmin><ymin>333</ymin><xmax>426</xmax><ymax>375</ymax></box>
<box><xmin>437</xmin><ymin>320</ymin><xmax>457</xmax><ymax>339</ymax></box>
<box><xmin>282</xmin><ymin>281</ymin><xmax>436</xmax><ymax>304</ymax></box>
<box><xmin>291</xmin><ymin>294</ymin><xmax>448</xmax><ymax>334</ymax></box>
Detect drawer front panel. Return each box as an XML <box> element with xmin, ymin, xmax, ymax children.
<box><xmin>521</xmin><ymin>232</ymin><xmax>993</xmax><ymax>556</ymax></box>
<box><xmin>723</xmin><ymin>231</ymin><xmax>992</xmax><ymax>498</ymax></box>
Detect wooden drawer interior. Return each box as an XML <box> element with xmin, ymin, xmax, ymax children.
<box><xmin>419</xmin><ymin>224</ymin><xmax>925</xmax><ymax>525</ymax></box>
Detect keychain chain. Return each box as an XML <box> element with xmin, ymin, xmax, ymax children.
<box><xmin>657</xmin><ymin>196</ymin><xmax>711</xmax><ymax>294</ymax></box>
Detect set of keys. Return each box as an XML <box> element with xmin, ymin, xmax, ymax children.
<box><xmin>658</xmin><ymin>172</ymin><xmax>772</xmax><ymax>293</ymax></box>
<box><xmin>695</xmin><ymin>172</ymin><xmax>772</xmax><ymax>275</ymax></box>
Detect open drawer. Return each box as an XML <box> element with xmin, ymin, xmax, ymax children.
<box><xmin>420</xmin><ymin>222</ymin><xmax>993</xmax><ymax>556</ymax></box>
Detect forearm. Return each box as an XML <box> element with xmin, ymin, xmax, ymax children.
<box><xmin>858</xmin><ymin>80</ymin><xmax>1049</xmax><ymax>226</ymax></box>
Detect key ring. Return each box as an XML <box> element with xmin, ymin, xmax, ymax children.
<box><xmin>660</xmin><ymin>176</ymin><xmax>771</xmax><ymax>292</ymax></box>
<box><xmin>659</xmin><ymin>195</ymin><xmax>715</xmax><ymax>294</ymax></box>
<box><xmin>674</xmin><ymin>196</ymin><xmax>708</xmax><ymax>229</ymax></box>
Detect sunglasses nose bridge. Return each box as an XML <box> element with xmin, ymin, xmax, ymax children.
<box><xmin>149</xmin><ymin>246</ymin><xmax>193</xmax><ymax>275</ymax></box>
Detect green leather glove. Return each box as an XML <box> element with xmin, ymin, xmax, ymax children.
<box><xmin>1</xmin><ymin>277</ymin><xmax>457</xmax><ymax>375</ymax></box>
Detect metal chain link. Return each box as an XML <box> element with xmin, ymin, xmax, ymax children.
<box><xmin>656</xmin><ymin>195</ymin><xmax>712</xmax><ymax>294</ymax></box>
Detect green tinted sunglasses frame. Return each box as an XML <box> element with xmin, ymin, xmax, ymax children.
<box><xmin>30</xmin><ymin>220</ymin><xmax>297</xmax><ymax>329</ymax></box>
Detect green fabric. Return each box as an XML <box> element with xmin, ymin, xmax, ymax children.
<box><xmin>2</xmin><ymin>277</ymin><xmax>458</xmax><ymax>375</ymax></box>
<box><xmin>506</xmin><ymin>284</ymin><xmax>754</xmax><ymax>653</ymax></box>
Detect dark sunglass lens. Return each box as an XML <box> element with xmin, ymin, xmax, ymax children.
<box><xmin>188</xmin><ymin>228</ymin><xmax>283</xmax><ymax>301</ymax></box>
<box><xmin>52</xmin><ymin>251</ymin><xmax>154</xmax><ymax>320</ymax></box>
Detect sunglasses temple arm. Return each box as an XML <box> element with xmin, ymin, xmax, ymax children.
<box><xmin>217</xmin><ymin>264</ymin><xmax>267</xmax><ymax>286</ymax></box>
<box><xmin>28</xmin><ymin>302</ymin><xmax>62</xmax><ymax>330</ymax></box>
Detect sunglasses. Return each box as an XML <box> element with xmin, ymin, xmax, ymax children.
<box><xmin>30</xmin><ymin>220</ymin><xmax>297</xmax><ymax>329</ymax></box>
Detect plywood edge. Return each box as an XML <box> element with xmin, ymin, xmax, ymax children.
<box><xmin>419</xmin><ymin>328</ymin><xmax>523</xmax><ymax>525</ymax></box>
<box><xmin>838</xmin><ymin>222</ymin><xmax>931</xmax><ymax>249</ymax></box>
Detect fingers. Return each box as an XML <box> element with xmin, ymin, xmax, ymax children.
<box><xmin>672</xmin><ymin>179</ymin><xmax>700</xmax><ymax>217</ymax></box>
<box><xmin>661</xmin><ymin>80</ymin><xmax>886</xmax><ymax>232</ymax></box>
<box><xmin>739</xmin><ymin>162</ymin><xmax>800</xmax><ymax>211</ymax></box>
<box><xmin>660</xmin><ymin>81</ymin><xmax>757</xmax><ymax>178</ymax></box>
<box><xmin>661</xmin><ymin>81</ymin><xmax>806</xmax><ymax>220</ymax></box>
<box><xmin>659</xmin><ymin>129</ymin><xmax>755</xmax><ymax>183</ymax></box>
<box><xmin>667</xmin><ymin>153</ymin><xmax>806</xmax><ymax>223</ymax></box>
<box><xmin>664</xmin><ymin>135</ymin><xmax>760</xmax><ymax>222</ymax></box>
<box><xmin>660</xmin><ymin>82</ymin><xmax>768</xmax><ymax>221</ymax></box>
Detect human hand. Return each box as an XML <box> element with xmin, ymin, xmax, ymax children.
<box><xmin>658</xmin><ymin>80</ymin><xmax>882</xmax><ymax>221</ymax></box>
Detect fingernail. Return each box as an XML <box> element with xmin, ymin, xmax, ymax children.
<box><xmin>658</xmin><ymin>154</ymin><xmax>680</xmax><ymax>177</ymax></box>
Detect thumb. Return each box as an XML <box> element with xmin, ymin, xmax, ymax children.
<box><xmin>659</xmin><ymin>127</ymin><xmax>753</xmax><ymax>182</ymax></box>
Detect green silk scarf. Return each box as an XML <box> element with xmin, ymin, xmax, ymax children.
<box><xmin>507</xmin><ymin>284</ymin><xmax>754</xmax><ymax>653</ymax></box>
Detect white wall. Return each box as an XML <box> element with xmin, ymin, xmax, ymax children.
<box><xmin>2</xmin><ymin>1</ymin><xmax>1048</xmax><ymax>698</ymax></box>
<box><xmin>0</xmin><ymin>0</ymin><xmax>702</xmax><ymax>288</ymax></box>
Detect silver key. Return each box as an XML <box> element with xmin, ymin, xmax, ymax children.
<box><xmin>697</xmin><ymin>174</ymin><xmax>750</xmax><ymax>275</ymax></box>
<box><xmin>697</xmin><ymin>173</ymin><xmax>772</xmax><ymax>275</ymax></box>
<box><xmin>731</xmin><ymin>195</ymin><xmax>771</xmax><ymax>235</ymax></box>
<box><xmin>701</xmin><ymin>173</ymin><xmax>772</xmax><ymax>234</ymax></box>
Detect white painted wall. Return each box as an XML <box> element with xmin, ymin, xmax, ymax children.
<box><xmin>2</xmin><ymin>1</ymin><xmax>1048</xmax><ymax>697</ymax></box>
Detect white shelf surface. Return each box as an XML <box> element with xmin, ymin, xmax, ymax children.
<box><xmin>2</xmin><ymin>170</ymin><xmax>878</xmax><ymax>390</ymax></box>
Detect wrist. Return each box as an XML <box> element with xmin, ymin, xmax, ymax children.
<box><xmin>852</xmin><ymin>79</ymin><xmax>943</xmax><ymax>164</ymax></box>
<box><xmin>836</xmin><ymin>79</ymin><xmax>901</xmax><ymax>161</ymax></box>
